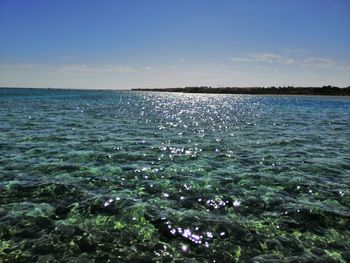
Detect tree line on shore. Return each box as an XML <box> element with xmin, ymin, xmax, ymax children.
<box><xmin>133</xmin><ymin>86</ymin><xmax>350</xmax><ymax>96</ymax></box>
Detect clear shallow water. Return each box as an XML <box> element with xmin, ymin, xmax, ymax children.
<box><xmin>0</xmin><ymin>88</ymin><xmax>349</xmax><ymax>262</ymax></box>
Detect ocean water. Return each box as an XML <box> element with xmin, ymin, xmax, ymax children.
<box><xmin>0</xmin><ymin>88</ymin><xmax>349</xmax><ymax>262</ymax></box>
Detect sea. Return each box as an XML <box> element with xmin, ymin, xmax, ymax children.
<box><xmin>0</xmin><ymin>88</ymin><xmax>349</xmax><ymax>262</ymax></box>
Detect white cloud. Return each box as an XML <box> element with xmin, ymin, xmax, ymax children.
<box><xmin>231</xmin><ymin>53</ymin><xmax>349</xmax><ymax>70</ymax></box>
<box><xmin>0</xmin><ymin>60</ymin><xmax>349</xmax><ymax>89</ymax></box>
<box><xmin>231</xmin><ymin>53</ymin><xmax>294</xmax><ymax>65</ymax></box>
<box><xmin>253</xmin><ymin>53</ymin><xmax>282</xmax><ymax>63</ymax></box>
<box><xmin>0</xmin><ymin>63</ymin><xmax>141</xmax><ymax>89</ymax></box>
<box><xmin>230</xmin><ymin>57</ymin><xmax>255</xmax><ymax>62</ymax></box>
<box><xmin>0</xmin><ymin>63</ymin><xmax>54</xmax><ymax>71</ymax></box>
<box><xmin>57</xmin><ymin>64</ymin><xmax>136</xmax><ymax>74</ymax></box>
<box><xmin>302</xmin><ymin>57</ymin><xmax>335</xmax><ymax>68</ymax></box>
<box><xmin>0</xmin><ymin>63</ymin><xmax>137</xmax><ymax>74</ymax></box>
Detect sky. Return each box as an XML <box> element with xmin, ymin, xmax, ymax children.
<box><xmin>0</xmin><ymin>0</ymin><xmax>350</xmax><ymax>89</ymax></box>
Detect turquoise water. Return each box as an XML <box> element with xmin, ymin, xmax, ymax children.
<box><xmin>0</xmin><ymin>88</ymin><xmax>349</xmax><ymax>262</ymax></box>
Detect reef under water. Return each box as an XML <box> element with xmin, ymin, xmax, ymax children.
<box><xmin>0</xmin><ymin>88</ymin><xmax>349</xmax><ymax>262</ymax></box>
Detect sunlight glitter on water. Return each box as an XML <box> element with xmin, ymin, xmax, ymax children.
<box><xmin>0</xmin><ymin>89</ymin><xmax>349</xmax><ymax>262</ymax></box>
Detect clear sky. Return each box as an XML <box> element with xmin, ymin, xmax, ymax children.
<box><xmin>0</xmin><ymin>0</ymin><xmax>349</xmax><ymax>89</ymax></box>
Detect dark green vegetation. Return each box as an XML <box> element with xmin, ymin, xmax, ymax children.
<box><xmin>133</xmin><ymin>86</ymin><xmax>350</xmax><ymax>96</ymax></box>
<box><xmin>0</xmin><ymin>88</ymin><xmax>349</xmax><ymax>262</ymax></box>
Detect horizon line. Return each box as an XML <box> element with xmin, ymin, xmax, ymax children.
<box><xmin>1</xmin><ymin>85</ymin><xmax>350</xmax><ymax>91</ymax></box>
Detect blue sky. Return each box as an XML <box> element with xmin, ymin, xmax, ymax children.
<box><xmin>1</xmin><ymin>0</ymin><xmax>349</xmax><ymax>89</ymax></box>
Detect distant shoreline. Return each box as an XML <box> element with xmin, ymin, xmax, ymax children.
<box><xmin>1</xmin><ymin>86</ymin><xmax>350</xmax><ymax>96</ymax></box>
<box><xmin>133</xmin><ymin>86</ymin><xmax>350</xmax><ymax>96</ymax></box>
